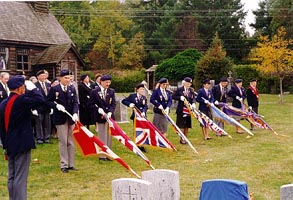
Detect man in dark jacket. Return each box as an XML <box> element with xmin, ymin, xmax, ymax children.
<box><xmin>246</xmin><ymin>78</ymin><xmax>259</xmax><ymax>130</ymax></box>
<box><xmin>0</xmin><ymin>75</ymin><xmax>44</xmax><ymax>200</ymax></box>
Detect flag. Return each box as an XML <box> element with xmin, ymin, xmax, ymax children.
<box><xmin>72</xmin><ymin>121</ymin><xmax>141</xmax><ymax>178</ymax></box>
<box><xmin>107</xmin><ymin>117</ymin><xmax>154</xmax><ymax>169</ymax></box>
<box><xmin>134</xmin><ymin>109</ymin><xmax>176</xmax><ymax>150</ymax></box>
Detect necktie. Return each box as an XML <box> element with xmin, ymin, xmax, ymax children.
<box><xmin>103</xmin><ymin>89</ymin><xmax>107</xmax><ymax>100</ymax></box>
<box><xmin>42</xmin><ymin>82</ymin><xmax>47</xmax><ymax>95</ymax></box>
<box><xmin>4</xmin><ymin>84</ymin><xmax>8</xmax><ymax>94</ymax></box>
<box><xmin>64</xmin><ymin>86</ymin><xmax>67</xmax><ymax>93</ymax></box>
<box><xmin>162</xmin><ymin>89</ymin><xmax>167</xmax><ymax>100</ymax></box>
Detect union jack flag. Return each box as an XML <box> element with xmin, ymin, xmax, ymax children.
<box><xmin>134</xmin><ymin>109</ymin><xmax>176</xmax><ymax>150</ymax></box>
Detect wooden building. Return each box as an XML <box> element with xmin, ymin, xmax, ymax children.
<box><xmin>0</xmin><ymin>2</ymin><xmax>84</xmax><ymax>81</ymax></box>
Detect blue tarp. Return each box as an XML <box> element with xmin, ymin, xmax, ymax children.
<box><xmin>199</xmin><ymin>179</ymin><xmax>249</xmax><ymax>200</ymax></box>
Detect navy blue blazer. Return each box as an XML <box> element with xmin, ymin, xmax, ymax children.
<box><xmin>0</xmin><ymin>83</ymin><xmax>9</xmax><ymax>103</ymax></box>
<box><xmin>34</xmin><ymin>81</ymin><xmax>51</xmax><ymax>113</ymax></box>
<box><xmin>150</xmin><ymin>88</ymin><xmax>172</xmax><ymax>115</ymax></box>
<box><xmin>88</xmin><ymin>86</ymin><xmax>116</xmax><ymax>123</ymax></box>
<box><xmin>172</xmin><ymin>86</ymin><xmax>196</xmax><ymax>114</ymax></box>
<box><xmin>0</xmin><ymin>89</ymin><xmax>45</xmax><ymax>158</ymax></box>
<box><xmin>212</xmin><ymin>84</ymin><xmax>227</xmax><ymax>103</ymax></box>
<box><xmin>122</xmin><ymin>93</ymin><xmax>148</xmax><ymax>120</ymax></box>
<box><xmin>196</xmin><ymin>88</ymin><xmax>214</xmax><ymax>111</ymax></box>
<box><xmin>227</xmin><ymin>86</ymin><xmax>246</xmax><ymax>109</ymax></box>
<box><xmin>46</xmin><ymin>84</ymin><xmax>79</xmax><ymax>125</ymax></box>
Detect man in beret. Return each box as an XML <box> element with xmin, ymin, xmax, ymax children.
<box><xmin>0</xmin><ymin>72</ymin><xmax>10</xmax><ymax>147</ymax></box>
<box><xmin>0</xmin><ymin>75</ymin><xmax>45</xmax><ymax>199</ymax></box>
<box><xmin>246</xmin><ymin>78</ymin><xmax>259</xmax><ymax>130</ymax></box>
<box><xmin>150</xmin><ymin>78</ymin><xmax>172</xmax><ymax>136</ymax></box>
<box><xmin>172</xmin><ymin>77</ymin><xmax>196</xmax><ymax>144</ymax></box>
<box><xmin>33</xmin><ymin>70</ymin><xmax>52</xmax><ymax>144</ymax></box>
<box><xmin>227</xmin><ymin>78</ymin><xmax>247</xmax><ymax>133</ymax></box>
<box><xmin>196</xmin><ymin>79</ymin><xmax>214</xmax><ymax>140</ymax></box>
<box><xmin>78</xmin><ymin>74</ymin><xmax>93</xmax><ymax>129</ymax></box>
<box><xmin>46</xmin><ymin>69</ymin><xmax>79</xmax><ymax>172</ymax></box>
<box><xmin>88</xmin><ymin>74</ymin><xmax>116</xmax><ymax>161</ymax></box>
<box><xmin>212</xmin><ymin>77</ymin><xmax>229</xmax><ymax>130</ymax></box>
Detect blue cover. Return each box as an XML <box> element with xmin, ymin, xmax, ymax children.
<box><xmin>199</xmin><ymin>179</ymin><xmax>249</xmax><ymax>200</ymax></box>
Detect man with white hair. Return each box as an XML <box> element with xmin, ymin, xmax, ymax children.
<box><xmin>0</xmin><ymin>72</ymin><xmax>10</xmax><ymax>147</ymax></box>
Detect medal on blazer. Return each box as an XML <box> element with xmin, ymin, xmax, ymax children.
<box><xmin>109</xmin><ymin>97</ymin><xmax>112</xmax><ymax>104</ymax></box>
<box><xmin>55</xmin><ymin>92</ymin><xmax>59</xmax><ymax>99</ymax></box>
<box><xmin>135</xmin><ymin>97</ymin><xmax>138</xmax><ymax>103</ymax></box>
<box><xmin>160</xmin><ymin>95</ymin><xmax>162</xmax><ymax>101</ymax></box>
<box><xmin>0</xmin><ymin>91</ymin><xmax>2</xmax><ymax>98</ymax></box>
<box><xmin>142</xmin><ymin>99</ymin><xmax>145</xmax><ymax>105</ymax></box>
<box><xmin>98</xmin><ymin>91</ymin><xmax>103</xmax><ymax>99</ymax></box>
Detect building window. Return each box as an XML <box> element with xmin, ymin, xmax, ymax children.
<box><xmin>16</xmin><ymin>48</ymin><xmax>29</xmax><ymax>71</ymax></box>
<box><xmin>0</xmin><ymin>47</ymin><xmax>9</xmax><ymax>70</ymax></box>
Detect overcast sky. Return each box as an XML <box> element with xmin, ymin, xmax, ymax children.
<box><xmin>241</xmin><ymin>0</ymin><xmax>260</xmax><ymax>35</ymax></box>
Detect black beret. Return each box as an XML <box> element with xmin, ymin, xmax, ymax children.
<box><xmin>80</xmin><ymin>74</ymin><xmax>88</xmax><ymax>81</ymax></box>
<box><xmin>60</xmin><ymin>69</ymin><xmax>70</xmax><ymax>77</ymax></box>
<box><xmin>235</xmin><ymin>79</ymin><xmax>242</xmax><ymax>83</ymax></box>
<box><xmin>100</xmin><ymin>74</ymin><xmax>112</xmax><ymax>81</ymax></box>
<box><xmin>135</xmin><ymin>83</ymin><xmax>145</xmax><ymax>90</ymax></box>
<box><xmin>7</xmin><ymin>75</ymin><xmax>25</xmax><ymax>89</ymax></box>
<box><xmin>36</xmin><ymin>70</ymin><xmax>46</xmax><ymax>77</ymax></box>
<box><xmin>202</xmin><ymin>79</ymin><xmax>211</xmax><ymax>84</ymax></box>
<box><xmin>158</xmin><ymin>78</ymin><xmax>168</xmax><ymax>84</ymax></box>
<box><xmin>250</xmin><ymin>78</ymin><xmax>257</xmax><ymax>82</ymax></box>
<box><xmin>184</xmin><ymin>77</ymin><xmax>192</xmax><ymax>83</ymax></box>
<box><xmin>220</xmin><ymin>77</ymin><xmax>228</xmax><ymax>82</ymax></box>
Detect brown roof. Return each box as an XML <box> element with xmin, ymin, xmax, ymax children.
<box><xmin>0</xmin><ymin>2</ymin><xmax>72</xmax><ymax>45</ymax></box>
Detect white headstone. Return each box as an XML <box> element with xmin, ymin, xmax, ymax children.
<box><xmin>112</xmin><ymin>178</ymin><xmax>153</xmax><ymax>200</ymax></box>
<box><xmin>281</xmin><ymin>184</ymin><xmax>293</xmax><ymax>200</ymax></box>
<box><xmin>114</xmin><ymin>98</ymin><xmax>129</xmax><ymax>123</ymax></box>
<box><xmin>142</xmin><ymin>169</ymin><xmax>180</xmax><ymax>200</ymax></box>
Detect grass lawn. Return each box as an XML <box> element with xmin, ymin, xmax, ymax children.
<box><xmin>0</xmin><ymin>94</ymin><xmax>292</xmax><ymax>199</ymax></box>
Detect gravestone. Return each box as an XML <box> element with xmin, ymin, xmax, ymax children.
<box><xmin>114</xmin><ymin>96</ymin><xmax>129</xmax><ymax>123</ymax></box>
<box><xmin>112</xmin><ymin>178</ymin><xmax>153</xmax><ymax>200</ymax></box>
<box><xmin>280</xmin><ymin>184</ymin><xmax>293</xmax><ymax>200</ymax></box>
<box><xmin>142</xmin><ymin>169</ymin><xmax>180</xmax><ymax>200</ymax></box>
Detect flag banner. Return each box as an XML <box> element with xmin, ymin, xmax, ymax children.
<box><xmin>209</xmin><ymin>102</ymin><xmax>254</xmax><ymax>136</ymax></box>
<box><xmin>182</xmin><ymin>106</ymin><xmax>190</xmax><ymax>117</ymax></box>
<box><xmin>73</xmin><ymin>121</ymin><xmax>141</xmax><ymax>178</ymax></box>
<box><xmin>106</xmin><ymin>117</ymin><xmax>155</xmax><ymax>169</ymax></box>
<box><xmin>184</xmin><ymin>99</ymin><xmax>231</xmax><ymax>138</ymax></box>
<box><xmin>161</xmin><ymin>109</ymin><xmax>199</xmax><ymax>154</ymax></box>
<box><xmin>134</xmin><ymin>108</ymin><xmax>176</xmax><ymax>150</ymax></box>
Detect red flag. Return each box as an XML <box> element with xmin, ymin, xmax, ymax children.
<box><xmin>73</xmin><ymin>121</ymin><xmax>141</xmax><ymax>178</ymax></box>
<box><xmin>107</xmin><ymin>117</ymin><xmax>154</xmax><ymax>169</ymax></box>
<box><xmin>134</xmin><ymin>109</ymin><xmax>176</xmax><ymax>150</ymax></box>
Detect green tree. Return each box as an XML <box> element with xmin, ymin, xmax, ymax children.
<box><xmin>195</xmin><ymin>33</ymin><xmax>234</xmax><ymax>88</ymax></box>
<box><xmin>154</xmin><ymin>48</ymin><xmax>202</xmax><ymax>82</ymax></box>
<box><xmin>250</xmin><ymin>27</ymin><xmax>293</xmax><ymax>103</ymax></box>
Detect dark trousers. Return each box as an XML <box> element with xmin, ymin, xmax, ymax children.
<box><xmin>35</xmin><ymin>112</ymin><xmax>51</xmax><ymax>142</ymax></box>
<box><xmin>8</xmin><ymin>150</ymin><xmax>31</xmax><ymax>200</ymax></box>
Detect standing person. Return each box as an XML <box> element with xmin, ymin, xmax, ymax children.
<box><xmin>0</xmin><ymin>72</ymin><xmax>10</xmax><ymax>147</ymax></box>
<box><xmin>150</xmin><ymin>78</ymin><xmax>172</xmax><ymax>136</ymax></box>
<box><xmin>78</xmin><ymin>74</ymin><xmax>93</xmax><ymax>129</ymax></box>
<box><xmin>88</xmin><ymin>74</ymin><xmax>116</xmax><ymax>161</ymax></box>
<box><xmin>122</xmin><ymin>83</ymin><xmax>148</xmax><ymax>152</ymax></box>
<box><xmin>172</xmin><ymin>77</ymin><xmax>196</xmax><ymax>144</ymax></box>
<box><xmin>211</xmin><ymin>77</ymin><xmax>228</xmax><ymax>130</ymax></box>
<box><xmin>196</xmin><ymin>79</ymin><xmax>214</xmax><ymax>140</ymax></box>
<box><xmin>50</xmin><ymin>78</ymin><xmax>59</xmax><ymax>139</ymax></box>
<box><xmin>46</xmin><ymin>69</ymin><xmax>79</xmax><ymax>173</ymax></box>
<box><xmin>34</xmin><ymin>70</ymin><xmax>52</xmax><ymax>144</ymax></box>
<box><xmin>246</xmin><ymin>78</ymin><xmax>259</xmax><ymax>130</ymax></box>
<box><xmin>0</xmin><ymin>75</ymin><xmax>44</xmax><ymax>200</ymax></box>
<box><xmin>227</xmin><ymin>78</ymin><xmax>246</xmax><ymax>133</ymax></box>
<box><xmin>91</xmin><ymin>73</ymin><xmax>102</xmax><ymax>89</ymax></box>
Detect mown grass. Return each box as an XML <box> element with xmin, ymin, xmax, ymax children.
<box><xmin>0</xmin><ymin>94</ymin><xmax>292</xmax><ymax>199</ymax></box>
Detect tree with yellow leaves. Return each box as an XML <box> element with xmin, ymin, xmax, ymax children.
<box><xmin>250</xmin><ymin>27</ymin><xmax>293</xmax><ymax>103</ymax></box>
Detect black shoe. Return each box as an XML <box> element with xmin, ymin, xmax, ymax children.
<box><xmin>138</xmin><ymin>146</ymin><xmax>147</xmax><ymax>153</ymax></box>
<box><xmin>99</xmin><ymin>158</ymin><xmax>107</xmax><ymax>161</ymax></box>
<box><xmin>106</xmin><ymin>158</ymin><xmax>112</xmax><ymax>161</ymax></box>
<box><xmin>44</xmin><ymin>140</ymin><xmax>51</xmax><ymax>144</ymax></box>
<box><xmin>61</xmin><ymin>168</ymin><xmax>68</xmax><ymax>173</ymax></box>
<box><xmin>67</xmin><ymin>167</ymin><xmax>79</xmax><ymax>171</ymax></box>
<box><xmin>37</xmin><ymin>140</ymin><xmax>43</xmax><ymax>144</ymax></box>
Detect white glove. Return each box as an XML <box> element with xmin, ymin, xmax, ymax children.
<box><xmin>31</xmin><ymin>110</ymin><xmax>38</xmax><ymax>116</ymax></box>
<box><xmin>72</xmin><ymin>113</ymin><xmax>78</xmax><ymax>122</ymax></box>
<box><xmin>158</xmin><ymin>105</ymin><xmax>163</xmax><ymax>110</ymax></box>
<box><xmin>191</xmin><ymin>103</ymin><xmax>196</xmax><ymax>109</ymax></box>
<box><xmin>204</xmin><ymin>99</ymin><xmax>209</xmax><ymax>104</ymax></box>
<box><xmin>107</xmin><ymin>112</ymin><xmax>112</xmax><ymax>118</ymax></box>
<box><xmin>25</xmin><ymin>80</ymin><xmax>36</xmax><ymax>91</ymax></box>
<box><xmin>236</xmin><ymin>96</ymin><xmax>243</xmax><ymax>102</ymax></box>
<box><xmin>50</xmin><ymin>109</ymin><xmax>53</xmax><ymax>115</ymax></box>
<box><xmin>214</xmin><ymin>100</ymin><xmax>219</xmax><ymax>105</ymax></box>
<box><xmin>141</xmin><ymin>112</ymin><xmax>145</xmax><ymax>117</ymax></box>
<box><xmin>180</xmin><ymin>96</ymin><xmax>185</xmax><ymax>101</ymax></box>
<box><xmin>165</xmin><ymin>107</ymin><xmax>170</xmax><ymax>114</ymax></box>
<box><xmin>56</xmin><ymin>104</ymin><xmax>66</xmax><ymax>112</ymax></box>
<box><xmin>98</xmin><ymin>108</ymin><xmax>105</xmax><ymax>115</ymax></box>
<box><xmin>129</xmin><ymin>103</ymin><xmax>135</xmax><ymax>108</ymax></box>
<box><xmin>249</xmin><ymin>106</ymin><xmax>252</xmax><ymax>111</ymax></box>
